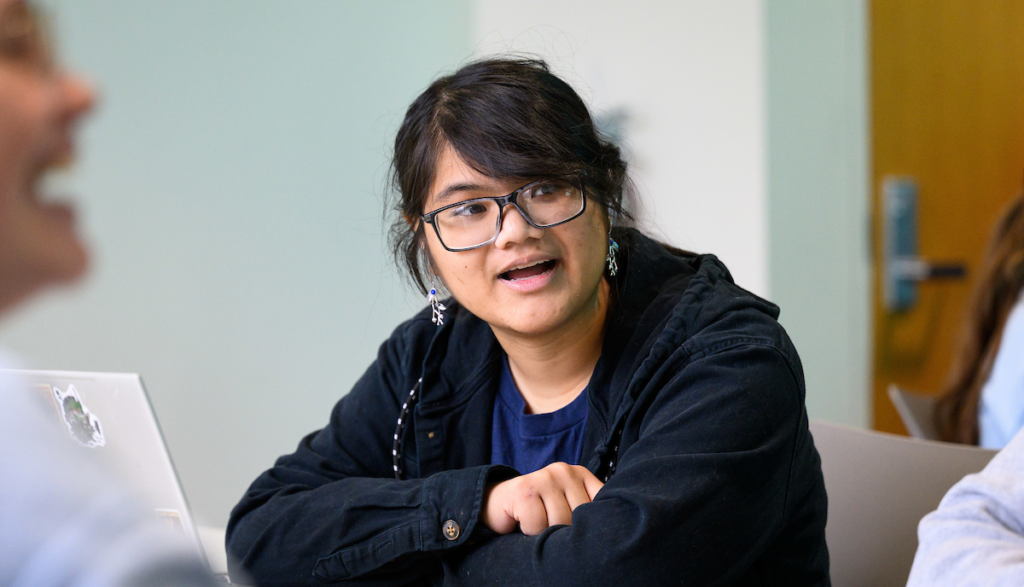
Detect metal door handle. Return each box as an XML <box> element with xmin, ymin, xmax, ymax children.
<box><xmin>883</xmin><ymin>176</ymin><xmax>967</xmax><ymax>313</ymax></box>
<box><xmin>888</xmin><ymin>257</ymin><xmax>966</xmax><ymax>281</ymax></box>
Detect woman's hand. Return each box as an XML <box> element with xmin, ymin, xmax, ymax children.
<box><xmin>483</xmin><ymin>462</ymin><xmax>605</xmax><ymax>535</ymax></box>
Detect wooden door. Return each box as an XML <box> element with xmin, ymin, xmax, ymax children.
<box><xmin>872</xmin><ymin>0</ymin><xmax>1024</xmax><ymax>434</ymax></box>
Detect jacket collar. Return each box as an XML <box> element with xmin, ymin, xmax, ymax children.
<box><xmin>415</xmin><ymin>302</ymin><xmax>501</xmax><ymax>414</ymax></box>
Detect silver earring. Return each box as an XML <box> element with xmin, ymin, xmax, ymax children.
<box><xmin>606</xmin><ymin>236</ymin><xmax>620</xmax><ymax>277</ymax></box>
<box><xmin>427</xmin><ymin>282</ymin><xmax>447</xmax><ymax>325</ymax></box>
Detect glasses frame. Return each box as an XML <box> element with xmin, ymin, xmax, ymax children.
<box><xmin>420</xmin><ymin>176</ymin><xmax>588</xmax><ymax>252</ymax></box>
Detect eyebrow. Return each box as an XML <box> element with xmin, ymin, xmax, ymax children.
<box><xmin>431</xmin><ymin>182</ymin><xmax>491</xmax><ymax>206</ymax></box>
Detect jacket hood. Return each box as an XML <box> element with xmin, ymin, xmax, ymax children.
<box><xmin>613</xmin><ymin>227</ymin><xmax>780</xmax><ymax>342</ymax></box>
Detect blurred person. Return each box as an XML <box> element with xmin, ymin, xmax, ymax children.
<box><xmin>0</xmin><ymin>1</ymin><xmax>219</xmax><ymax>585</ymax></box>
<box><xmin>227</xmin><ymin>58</ymin><xmax>829</xmax><ymax>586</ymax></box>
<box><xmin>935</xmin><ymin>195</ymin><xmax>1024</xmax><ymax>448</ymax></box>
<box><xmin>908</xmin><ymin>424</ymin><xmax>1024</xmax><ymax>585</ymax></box>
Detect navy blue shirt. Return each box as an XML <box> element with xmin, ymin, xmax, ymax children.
<box><xmin>490</xmin><ymin>355</ymin><xmax>588</xmax><ymax>474</ymax></box>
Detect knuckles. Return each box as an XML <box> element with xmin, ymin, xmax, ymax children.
<box><xmin>490</xmin><ymin>463</ymin><xmax>597</xmax><ymax>534</ymax></box>
<box><xmin>508</xmin><ymin>463</ymin><xmax>584</xmax><ymax>502</ymax></box>
<box><xmin>545</xmin><ymin>462</ymin><xmax>576</xmax><ymax>478</ymax></box>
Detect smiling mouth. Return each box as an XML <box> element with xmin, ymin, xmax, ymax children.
<box><xmin>500</xmin><ymin>260</ymin><xmax>558</xmax><ymax>281</ymax></box>
<box><xmin>26</xmin><ymin>144</ymin><xmax>74</xmax><ymax>196</ymax></box>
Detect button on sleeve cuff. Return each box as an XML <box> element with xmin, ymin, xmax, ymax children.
<box><xmin>312</xmin><ymin>464</ymin><xmax>519</xmax><ymax>582</ymax></box>
<box><xmin>421</xmin><ymin>464</ymin><xmax>519</xmax><ymax>551</ymax></box>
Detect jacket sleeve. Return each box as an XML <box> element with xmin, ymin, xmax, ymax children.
<box><xmin>226</xmin><ymin>323</ymin><xmax>514</xmax><ymax>587</ymax></box>
<box><xmin>907</xmin><ymin>427</ymin><xmax>1024</xmax><ymax>586</ymax></box>
<box><xmin>439</xmin><ymin>341</ymin><xmax>824</xmax><ymax>586</ymax></box>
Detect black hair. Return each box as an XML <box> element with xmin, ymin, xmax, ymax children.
<box><xmin>387</xmin><ymin>57</ymin><xmax>634</xmax><ymax>292</ymax></box>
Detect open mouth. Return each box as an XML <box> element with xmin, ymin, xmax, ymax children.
<box><xmin>27</xmin><ymin>150</ymin><xmax>72</xmax><ymax>199</ymax></box>
<box><xmin>499</xmin><ymin>260</ymin><xmax>558</xmax><ymax>281</ymax></box>
<box><xmin>24</xmin><ymin>161</ymin><xmax>79</xmax><ymax>224</ymax></box>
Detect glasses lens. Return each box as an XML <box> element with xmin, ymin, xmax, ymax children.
<box><xmin>431</xmin><ymin>178</ymin><xmax>586</xmax><ymax>250</ymax></box>
<box><xmin>434</xmin><ymin>198</ymin><xmax>501</xmax><ymax>250</ymax></box>
<box><xmin>518</xmin><ymin>179</ymin><xmax>584</xmax><ymax>227</ymax></box>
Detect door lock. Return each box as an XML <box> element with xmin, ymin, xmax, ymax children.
<box><xmin>882</xmin><ymin>176</ymin><xmax>966</xmax><ymax>313</ymax></box>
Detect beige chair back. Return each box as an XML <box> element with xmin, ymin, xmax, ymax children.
<box><xmin>810</xmin><ymin>420</ymin><xmax>996</xmax><ymax>587</ymax></box>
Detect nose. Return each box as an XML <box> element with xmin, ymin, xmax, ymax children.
<box><xmin>493</xmin><ymin>204</ymin><xmax>544</xmax><ymax>249</ymax></box>
<box><xmin>59</xmin><ymin>72</ymin><xmax>96</xmax><ymax>122</ymax></box>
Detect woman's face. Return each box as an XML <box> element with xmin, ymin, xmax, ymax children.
<box><xmin>0</xmin><ymin>0</ymin><xmax>94</xmax><ymax>312</ymax></box>
<box><xmin>422</xmin><ymin>146</ymin><xmax>610</xmax><ymax>338</ymax></box>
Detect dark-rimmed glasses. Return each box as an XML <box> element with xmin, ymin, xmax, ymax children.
<box><xmin>421</xmin><ymin>177</ymin><xmax>587</xmax><ymax>252</ymax></box>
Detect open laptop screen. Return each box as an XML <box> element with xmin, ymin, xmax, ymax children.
<box><xmin>7</xmin><ymin>369</ymin><xmax>206</xmax><ymax>563</ymax></box>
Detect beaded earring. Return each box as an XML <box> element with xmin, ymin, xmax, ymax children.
<box><xmin>606</xmin><ymin>236</ymin><xmax>620</xmax><ymax>277</ymax></box>
<box><xmin>427</xmin><ymin>282</ymin><xmax>446</xmax><ymax>325</ymax></box>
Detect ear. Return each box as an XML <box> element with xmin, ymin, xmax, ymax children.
<box><xmin>599</xmin><ymin>206</ymin><xmax>613</xmax><ymax>233</ymax></box>
<box><xmin>402</xmin><ymin>212</ymin><xmax>427</xmax><ymax>249</ymax></box>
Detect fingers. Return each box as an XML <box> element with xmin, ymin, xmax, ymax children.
<box><xmin>550</xmin><ymin>463</ymin><xmax>604</xmax><ymax>505</ymax></box>
<box><xmin>518</xmin><ymin>464</ymin><xmax>603</xmax><ymax>533</ymax></box>
<box><xmin>482</xmin><ymin>482</ymin><xmax>519</xmax><ymax>535</ymax></box>
<box><xmin>543</xmin><ymin>491</ymin><xmax>574</xmax><ymax>529</ymax></box>
<box><xmin>579</xmin><ymin>468</ymin><xmax>605</xmax><ymax>501</ymax></box>
<box><xmin>482</xmin><ymin>463</ymin><xmax>608</xmax><ymax>536</ymax></box>
<box><xmin>515</xmin><ymin>492</ymin><xmax>549</xmax><ymax>535</ymax></box>
<box><xmin>563</xmin><ymin>477</ymin><xmax>593</xmax><ymax>511</ymax></box>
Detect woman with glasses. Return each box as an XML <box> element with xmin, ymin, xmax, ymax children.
<box><xmin>227</xmin><ymin>58</ymin><xmax>830</xmax><ymax>586</ymax></box>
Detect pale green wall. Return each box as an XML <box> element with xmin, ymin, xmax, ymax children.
<box><xmin>766</xmin><ymin>0</ymin><xmax>871</xmax><ymax>427</ymax></box>
<box><xmin>4</xmin><ymin>1</ymin><xmax>471</xmax><ymax>527</ymax></box>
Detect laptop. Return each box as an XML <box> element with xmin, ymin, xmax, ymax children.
<box><xmin>6</xmin><ymin>369</ymin><xmax>231</xmax><ymax>581</ymax></box>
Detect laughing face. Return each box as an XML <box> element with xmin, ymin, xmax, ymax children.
<box><xmin>423</xmin><ymin>146</ymin><xmax>610</xmax><ymax>339</ymax></box>
<box><xmin>0</xmin><ymin>0</ymin><xmax>94</xmax><ymax>312</ymax></box>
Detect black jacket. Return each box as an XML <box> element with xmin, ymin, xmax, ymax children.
<box><xmin>227</xmin><ymin>229</ymin><xmax>830</xmax><ymax>586</ymax></box>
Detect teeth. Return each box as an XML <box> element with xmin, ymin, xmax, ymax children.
<box><xmin>508</xmin><ymin>260</ymin><xmax>546</xmax><ymax>272</ymax></box>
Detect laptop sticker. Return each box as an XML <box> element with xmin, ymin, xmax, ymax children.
<box><xmin>53</xmin><ymin>384</ymin><xmax>106</xmax><ymax>448</ymax></box>
<box><xmin>156</xmin><ymin>509</ymin><xmax>185</xmax><ymax>535</ymax></box>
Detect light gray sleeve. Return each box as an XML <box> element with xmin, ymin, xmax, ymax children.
<box><xmin>0</xmin><ymin>367</ymin><xmax>219</xmax><ymax>587</ymax></box>
<box><xmin>978</xmin><ymin>294</ymin><xmax>1024</xmax><ymax>449</ymax></box>
<box><xmin>907</xmin><ymin>427</ymin><xmax>1024</xmax><ymax>587</ymax></box>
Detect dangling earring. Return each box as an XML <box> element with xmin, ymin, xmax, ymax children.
<box><xmin>606</xmin><ymin>235</ymin><xmax>620</xmax><ymax>277</ymax></box>
<box><xmin>427</xmin><ymin>282</ymin><xmax>447</xmax><ymax>325</ymax></box>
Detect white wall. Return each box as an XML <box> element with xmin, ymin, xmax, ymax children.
<box><xmin>472</xmin><ymin>0</ymin><xmax>768</xmax><ymax>295</ymax></box>
<box><xmin>3</xmin><ymin>0</ymin><xmax>471</xmax><ymax>527</ymax></box>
